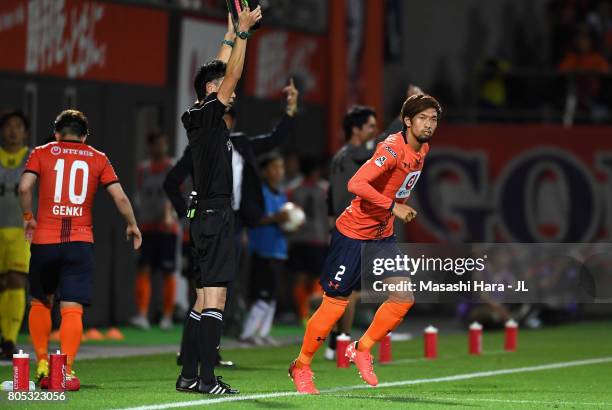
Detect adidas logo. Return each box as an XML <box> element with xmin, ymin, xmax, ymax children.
<box><xmin>210</xmin><ymin>384</ymin><xmax>227</xmax><ymax>394</ymax></box>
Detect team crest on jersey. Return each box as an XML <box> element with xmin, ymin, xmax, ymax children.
<box><xmin>375</xmin><ymin>156</ymin><xmax>387</xmax><ymax>167</ymax></box>
<box><xmin>51</xmin><ymin>146</ymin><xmax>61</xmax><ymax>156</ymax></box>
<box><xmin>396</xmin><ymin>171</ymin><xmax>422</xmax><ymax>198</ymax></box>
<box><xmin>384</xmin><ymin>146</ymin><xmax>398</xmax><ymax>158</ymax></box>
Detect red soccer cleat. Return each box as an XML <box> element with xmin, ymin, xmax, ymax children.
<box><xmin>66</xmin><ymin>370</ymin><xmax>81</xmax><ymax>391</ymax></box>
<box><xmin>345</xmin><ymin>342</ymin><xmax>378</xmax><ymax>386</ymax></box>
<box><xmin>39</xmin><ymin>371</ymin><xmax>80</xmax><ymax>391</ymax></box>
<box><xmin>288</xmin><ymin>360</ymin><xmax>319</xmax><ymax>394</ymax></box>
<box><xmin>39</xmin><ymin>376</ymin><xmax>49</xmax><ymax>389</ymax></box>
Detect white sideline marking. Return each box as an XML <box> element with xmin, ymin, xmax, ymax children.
<box><xmin>333</xmin><ymin>394</ymin><xmax>612</xmax><ymax>407</ymax></box>
<box><xmin>117</xmin><ymin>356</ymin><xmax>612</xmax><ymax>410</ymax></box>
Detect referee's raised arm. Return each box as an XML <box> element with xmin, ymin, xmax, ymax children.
<box><xmin>217</xmin><ymin>6</ymin><xmax>262</xmax><ymax>107</ymax></box>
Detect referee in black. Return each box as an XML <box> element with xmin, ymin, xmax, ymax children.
<box><xmin>175</xmin><ymin>6</ymin><xmax>262</xmax><ymax>395</ymax></box>
<box><xmin>165</xmin><ymin>84</ymin><xmax>298</xmax><ymax>370</ymax></box>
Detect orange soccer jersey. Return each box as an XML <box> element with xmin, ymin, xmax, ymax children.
<box><xmin>335</xmin><ymin>132</ymin><xmax>429</xmax><ymax>240</ymax></box>
<box><xmin>24</xmin><ymin>141</ymin><xmax>119</xmax><ymax>244</ymax></box>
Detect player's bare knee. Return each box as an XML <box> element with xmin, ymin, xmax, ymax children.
<box><xmin>60</xmin><ymin>300</ymin><xmax>83</xmax><ymax>309</ymax></box>
<box><xmin>387</xmin><ymin>291</ymin><xmax>415</xmax><ymax>305</ymax></box>
<box><xmin>324</xmin><ymin>293</ymin><xmax>350</xmax><ymax>302</ymax></box>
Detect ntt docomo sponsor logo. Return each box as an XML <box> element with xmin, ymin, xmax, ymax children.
<box><xmin>372</xmin><ymin>255</ymin><xmax>487</xmax><ymax>276</ymax></box>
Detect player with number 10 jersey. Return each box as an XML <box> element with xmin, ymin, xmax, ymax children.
<box><xmin>19</xmin><ymin>110</ymin><xmax>141</xmax><ymax>391</ymax></box>
<box><xmin>24</xmin><ymin>138</ymin><xmax>119</xmax><ymax>244</ymax></box>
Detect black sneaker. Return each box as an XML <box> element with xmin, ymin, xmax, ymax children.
<box><xmin>176</xmin><ymin>374</ymin><xmax>200</xmax><ymax>393</ymax></box>
<box><xmin>198</xmin><ymin>376</ymin><xmax>239</xmax><ymax>395</ymax></box>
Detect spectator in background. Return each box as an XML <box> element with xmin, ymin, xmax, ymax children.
<box><xmin>131</xmin><ymin>131</ymin><xmax>179</xmax><ymax>331</ymax></box>
<box><xmin>288</xmin><ymin>157</ymin><xmax>329</xmax><ymax>326</ymax></box>
<box><xmin>281</xmin><ymin>153</ymin><xmax>303</xmax><ymax>193</ymax></box>
<box><xmin>239</xmin><ymin>153</ymin><xmax>289</xmax><ymax>345</ymax></box>
<box><xmin>558</xmin><ymin>25</ymin><xmax>610</xmax><ymax>118</ymax></box>
<box><xmin>559</xmin><ymin>26</ymin><xmax>610</xmax><ymax>71</ymax></box>
<box><xmin>587</xmin><ymin>0</ymin><xmax>612</xmax><ymax>60</ymax></box>
<box><xmin>477</xmin><ymin>58</ymin><xmax>510</xmax><ymax>110</ymax></box>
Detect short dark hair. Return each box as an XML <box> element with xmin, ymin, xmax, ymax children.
<box><xmin>343</xmin><ymin>106</ymin><xmax>376</xmax><ymax>141</ymax></box>
<box><xmin>400</xmin><ymin>94</ymin><xmax>442</xmax><ymax>131</ymax></box>
<box><xmin>259</xmin><ymin>151</ymin><xmax>283</xmax><ymax>169</ymax></box>
<box><xmin>146</xmin><ymin>130</ymin><xmax>167</xmax><ymax>146</ymax></box>
<box><xmin>194</xmin><ymin>59</ymin><xmax>227</xmax><ymax>101</ymax></box>
<box><xmin>0</xmin><ymin>110</ymin><xmax>29</xmax><ymax>131</ymax></box>
<box><xmin>54</xmin><ymin>109</ymin><xmax>89</xmax><ymax>137</ymax></box>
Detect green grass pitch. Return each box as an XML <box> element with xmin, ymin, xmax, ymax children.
<box><xmin>1</xmin><ymin>323</ymin><xmax>611</xmax><ymax>409</ymax></box>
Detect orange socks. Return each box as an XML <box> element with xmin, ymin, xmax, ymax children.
<box><xmin>293</xmin><ymin>281</ymin><xmax>310</xmax><ymax>322</ymax></box>
<box><xmin>357</xmin><ymin>301</ymin><xmax>414</xmax><ymax>352</ymax></box>
<box><xmin>296</xmin><ymin>295</ymin><xmax>348</xmax><ymax>368</ymax></box>
<box><xmin>163</xmin><ymin>275</ymin><xmax>176</xmax><ymax>317</ymax></box>
<box><xmin>135</xmin><ymin>271</ymin><xmax>151</xmax><ymax>316</ymax></box>
<box><xmin>28</xmin><ymin>300</ymin><xmax>52</xmax><ymax>362</ymax></box>
<box><xmin>60</xmin><ymin>306</ymin><xmax>83</xmax><ymax>372</ymax></box>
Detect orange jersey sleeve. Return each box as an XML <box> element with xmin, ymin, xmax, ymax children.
<box><xmin>99</xmin><ymin>154</ymin><xmax>119</xmax><ymax>187</ymax></box>
<box><xmin>24</xmin><ymin>147</ymin><xmax>42</xmax><ymax>176</ymax></box>
<box><xmin>27</xmin><ymin>141</ymin><xmax>119</xmax><ymax>244</ymax></box>
<box><xmin>347</xmin><ymin>143</ymin><xmax>398</xmax><ymax>211</ymax></box>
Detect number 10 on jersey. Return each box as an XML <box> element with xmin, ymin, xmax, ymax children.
<box><xmin>53</xmin><ymin>159</ymin><xmax>89</xmax><ymax>205</ymax></box>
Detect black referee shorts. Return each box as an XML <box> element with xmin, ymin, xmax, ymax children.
<box><xmin>189</xmin><ymin>205</ymin><xmax>236</xmax><ymax>288</ymax></box>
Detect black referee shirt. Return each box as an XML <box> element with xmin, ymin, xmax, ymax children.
<box><xmin>181</xmin><ymin>92</ymin><xmax>233</xmax><ymax>202</ymax></box>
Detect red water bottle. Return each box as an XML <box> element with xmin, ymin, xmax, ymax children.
<box><xmin>336</xmin><ymin>334</ymin><xmax>351</xmax><ymax>368</ymax></box>
<box><xmin>12</xmin><ymin>350</ymin><xmax>30</xmax><ymax>391</ymax></box>
<box><xmin>49</xmin><ymin>350</ymin><xmax>67</xmax><ymax>391</ymax></box>
<box><xmin>424</xmin><ymin>326</ymin><xmax>438</xmax><ymax>359</ymax></box>
<box><xmin>505</xmin><ymin>319</ymin><xmax>518</xmax><ymax>351</ymax></box>
<box><xmin>378</xmin><ymin>333</ymin><xmax>392</xmax><ymax>364</ymax></box>
<box><xmin>469</xmin><ymin>322</ymin><xmax>483</xmax><ymax>355</ymax></box>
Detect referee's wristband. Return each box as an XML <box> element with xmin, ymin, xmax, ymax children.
<box><xmin>23</xmin><ymin>212</ymin><xmax>33</xmax><ymax>221</ymax></box>
<box><xmin>388</xmin><ymin>202</ymin><xmax>395</xmax><ymax>213</ymax></box>
<box><xmin>222</xmin><ymin>39</ymin><xmax>235</xmax><ymax>48</ymax></box>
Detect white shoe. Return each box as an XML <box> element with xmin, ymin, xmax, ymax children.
<box><xmin>259</xmin><ymin>335</ymin><xmax>280</xmax><ymax>346</ymax></box>
<box><xmin>130</xmin><ymin>315</ymin><xmax>150</xmax><ymax>330</ymax></box>
<box><xmin>238</xmin><ymin>336</ymin><xmax>265</xmax><ymax>346</ymax></box>
<box><xmin>324</xmin><ymin>347</ymin><xmax>336</xmax><ymax>361</ymax></box>
<box><xmin>160</xmin><ymin>316</ymin><xmax>174</xmax><ymax>331</ymax></box>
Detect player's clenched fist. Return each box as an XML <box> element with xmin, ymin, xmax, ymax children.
<box><xmin>238</xmin><ymin>5</ymin><xmax>262</xmax><ymax>33</ymax></box>
<box><xmin>391</xmin><ymin>203</ymin><xmax>417</xmax><ymax>223</ymax></box>
<box><xmin>23</xmin><ymin>218</ymin><xmax>37</xmax><ymax>244</ymax></box>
